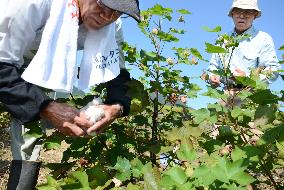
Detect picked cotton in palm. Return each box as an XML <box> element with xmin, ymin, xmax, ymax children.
<box><xmin>81</xmin><ymin>97</ymin><xmax>105</xmax><ymax>136</ymax></box>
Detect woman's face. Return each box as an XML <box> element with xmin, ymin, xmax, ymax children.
<box><xmin>79</xmin><ymin>0</ymin><xmax>121</xmax><ymax>30</ymax></box>
<box><xmin>231</xmin><ymin>8</ymin><xmax>258</xmax><ymax>34</ymax></box>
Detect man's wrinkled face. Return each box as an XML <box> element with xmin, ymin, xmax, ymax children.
<box><xmin>231</xmin><ymin>8</ymin><xmax>258</xmax><ymax>34</ymax></box>
<box><xmin>79</xmin><ymin>0</ymin><xmax>121</xmax><ymax>30</ymax></box>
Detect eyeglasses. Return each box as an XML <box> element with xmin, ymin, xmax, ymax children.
<box><xmin>232</xmin><ymin>9</ymin><xmax>257</xmax><ymax>18</ymax></box>
<box><xmin>96</xmin><ymin>0</ymin><xmax>122</xmax><ymax>19</ymax></box>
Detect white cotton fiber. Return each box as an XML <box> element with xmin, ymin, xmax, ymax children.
<box><xmin>81</xmin><ymin>98</ymin><xmax>105</xmax><ymax>135</ymax></box>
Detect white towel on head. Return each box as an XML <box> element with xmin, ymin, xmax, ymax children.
<box><xmin>21</xmin><ymin>0</ymin><xmax>120</xmax><ymax>92</ymax></box>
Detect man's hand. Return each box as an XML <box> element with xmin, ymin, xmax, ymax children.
<box><xmin>85</xmin><ymin>104</ymin><xmax>122</xmax><ymax>136</ymax></box>
<box><xmin>209</xmin><ymin>75</ymin><xmax>221</xmax><ymax>86</ymax></box>
<box><xmin>233</xmin><ymin>67</ymin><xmax>246</xmax><ymax>77</ymax></box>
<box><xmin>40</xmin><ymin>102</ymin><xmax>93</xmax><ymax>137</ymax></box>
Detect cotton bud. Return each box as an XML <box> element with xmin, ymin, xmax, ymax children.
<box><xmin>182</xmin><ymin>50</ymin><xmax>190</xmax><ymax>57</ymax></box>
<box><xmin>152</xmin><ymin>28</ymin><xmax>159</xmax><ymax>35</ymax></box>
<box><xmin>191</xmin><ymin>57</ymin><xmax>198</xmax><ymax>65</ymax></box>
<box><xmin>179</xmin><ymin>95</ymin><xmax>187</xmax><ymax>103</ymax></box>
<box><xmin>112</xmin><ymin>178</ymin><xmax>122</xmax><ymax>187</ymax></box>
<box><xmin>246</xmin><ymin>185</ymin><xmax>253</xmax><ymax>190</ymax></box>
<box><xmin>201</xmin><ymin>72</ymin><xmax>208</xmax><ymax>81</ymax></box>
<box><xmin>166</xmin><ymin>57</ymin><xmax>174</xmax><ymax>65</ymax></box>
<box><xmin>219</xmin><ymin>148</ymin><xmax>230</xmax><ymax>156</ymax></box>
<box><xmin>178</xmin><ymin>16</ymin><xmax>185</xmax><ymax>23</ymax></box>
<box><xmin>219</xmin><ymin>145</ymin><xmax>232</xmax><ymax>156</ymax></box>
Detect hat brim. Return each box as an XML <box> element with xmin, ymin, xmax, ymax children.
<box><xmin>101</xmin><ymin>0</ymin><xmax>141</xmax><ymax>22</ymax></box>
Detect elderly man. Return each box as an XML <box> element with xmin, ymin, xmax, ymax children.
<box><xmin>208</xmin><ymin>0</ymin><xmax>280</xmax><ymax>90</ymax></box>
<box><xmin>0</xmin><ymin>0</ymin><xmax>140</xmax><ymax>189</ymax></box>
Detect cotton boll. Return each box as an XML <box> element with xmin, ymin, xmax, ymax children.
<box><xmin>91</xmin><ymin>97</ymin><xmax>103</xmax><ymax>106</ymax></box>
<box><xmin>81</xmin><ymin>97</ymin><xmax>105</xmax><ymax>136</ymax></box>
<box><xmin>84</xmin><ymin>106</ymin><xmax>105</xmax><ymax>123</ymax></box>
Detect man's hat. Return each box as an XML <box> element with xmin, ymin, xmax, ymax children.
<box><xmin>101</xmin><ymin>0</ymin><xmax>141</xmax><ymax>22</ymax></box>
<box><xmin>228</xmin><ymin>0</ymin><xmax>261</xmax><ymax>18</ymax></box>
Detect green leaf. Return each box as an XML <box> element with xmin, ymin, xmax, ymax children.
<box><xmin>276</xmin><ymin>141</ymin><xmax>284</xmax><ymax>158</ymax></box>
<box><xmin>24</xmin><ymin>123</ymin><xmax>43</xmax><ymax>138</ymax></box>
<box><xmin>44</xmin><ymin>135</ymin><xmax>62</xmax><ymax>150</ymax></box>
<box><xmin>249</xmin><ymin>89</ymin><xmax>278</xmax><ymax>105</ymax></box>
<box><xmin>46</xmin><ymin>176</ymin><xmax>59</xmax><ymax>187</ymax></box>
<box><xmin>37</xmin><ymin>186</ymin><xmax>57</xmax><ymax>190</ymax></box>
<box><xmin>231</xmin><ymin>106</ymin><xmax>243</xmax><ymax>118</ymax></box>
<box><xmin>44</xmin><ymin>141</ymin><xmax>61</xmax><ymax>150</ymax></box>
<box><xmin>126</xmin><ymin>183</ymin><xmax>141</xmax><ymax>190</ymax></box>
<box><xmin>202</xmin><ymin>26</ymin><xmax>222</xmax><ymax>33</ymax></box>
<box><xmin>170</xmin><ymin>28</ymin><xmax>186</xmax><ymax>34</ymax></box>
<box><xmin>164</xmin><ymin>166</ymin><xmax>188</xmax><ymax>185</ymax></box>
<box><xmin>186</xmin><ymin>83</ymin><xmax>202</xmax><ymax>98</ymax></box>
<box><xmin>279</xmin><ymin>45</ymin><xmax>284</xmax><ymax>50</ymax></box>
<box><xmin>221</xmin><ymin>183</ymin><xmax>246</xmax><ymax>190</ymax></box>
<box><xmin>131</xmin><ymin>158</ymin><xmax>144</xmax><ymax>178</ymax></box>
<box><xmin>254</xmin><ymin>105</ymin><xmax>276</xmax><ymax>124</ymax></box>
<box><xmin>37</xmin><ymin>176</ymin><xmax>60</xmax><ymax>189</ymax></box>
<box><xmin>231</xmin><ymin>171</ymin><xmax>255</xmax><ymax>186</ymax></box>
<box><xmin>148</xmin><ymin>4</ymin><xmax>173</xmax><ymax>20</ymax></box>
<box><xmin>166</xmin><ymin>126</ymin><xmax>194</xmax><ymax>142</ymax></box>
<box><xmin>87</xmin><ymin>166</ymin><xmax>109</xmax><ymax>187</ymax></box>
<box><xmin>211</xmin><ymin>158</ymin><xmax>253</xmax><ymax>185</ymax></box>
<box><xmin>113</xmin><ymin>157</ymin><xmax>132</xmax><ymax>181</ymax></box>
<box><xmin>205</xmin><ymin>43</ymin><xmax>227</xmax><ymax>53</ymax></box>
<box><xmin>193</xmin><ymin>166</ymin><xmax>215</xmax><ymax>186</ymax></box>
<box><xmin>235</xmin><ymin>76</ymin><xmax>256</xmax><ymax>88</ymax></box>
<box><xmin>191</xmin><ymin>108</ymin><xmax>210</xmax><ymax>124</ymax></box>
<box><xmin>231</xmin><ymin>147</ymin><xmax>247</xmax><ymax>162</ymax></box>
<box><xmin>208</xmin><ymin>103</ymin><xmax>226</xmax><ymax>112</ymax></box>
<box><xmin>179</xmin><ymin>182</ymin><xmax>194</xmax><ymax>190</ymax></box>
<box><xmin>177</xmin><ymin>9</ymin><xmax>191</xmax><ymax>14</ymax></box>
<box><xmin>202</xmin><ymin>87</ymin><xmax>227</xmax><ymax>100</ymax></box>
<box><xmin>157</xmin><ymin>30</ymin><xmax>179</xmax><ymax>42</ymax></box>
<box><xmin>71</xmin><ymin>171</ymin><xmax>90</xmax><ymax>189</ymax></box>
<box><xmin>140</xmin><ymin>50</ymin><xmax>158</xmax><ymax>61</ymax></box>
<box><xmin>190</xmin><ymin>48</ymin><xmax>205</xmax><ymax>60</ymax></box>
<box><xmin>237</xmin><ymin>90</ymin><xmax>253</xmax><ymax>101</ymax></box>
<box><xmin>177</xmin><ymin>138</ymin><xmax>197</xmax><ymax>161</ymax></box>
<box><xmin>142</xmin><ymin>163</ymin><xmax>160</xmax><ymax>190</ymax></box>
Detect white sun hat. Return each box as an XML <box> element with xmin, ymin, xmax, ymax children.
<box><xmin>228</xmin><ymin>0</ymin><xmax>261</xmax><ymax>18</ymax></box>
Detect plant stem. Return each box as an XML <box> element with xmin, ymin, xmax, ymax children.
<box><xmin>259</xmin><ymin>158</ymin><xmax>281</xmax><ymax>190</ymax></box>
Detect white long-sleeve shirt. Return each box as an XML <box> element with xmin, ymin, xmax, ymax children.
<box><xmin>208</xmin><ymin>26</ymin><xmax>281</xmax><ymax>83</ymax></box>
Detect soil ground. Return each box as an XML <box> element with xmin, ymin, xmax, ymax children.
<box><xmin>0</xmin><ymin>127</ymin><xmax>68</xmax><ymax>190</ymax></box>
